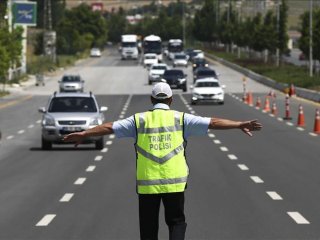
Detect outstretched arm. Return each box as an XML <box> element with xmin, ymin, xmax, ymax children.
<box><xmin>209</xmin><ymin>118</ymin><xmax>262</xmax><ymax>137</ymax></box>
<box><xmin>62</xmin><ymin>122</ymin><xmax>114</xmax><ymax>146</ymax></box>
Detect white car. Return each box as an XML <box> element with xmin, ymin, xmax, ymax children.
<box><xmin>148</xmin><ymin>63</ymin><xmax>169</xmax><ymax>85</ymax></box>
<box><xmin>173</xmin><ymin>53</ymin><xmax>188</xmax><ymax>67</ymax></box>
<box><xmin>191</xmin><ymin>78</ymin><xmax>225</xmax><ymax>105</ymax></box>
<box><xmin>143</xmin><ymin>53</ymin><xmax>158</xmax><ymax>68</ymax></box>
<box><xmin>90</xmin><ymin>48</ymin><xmax>101</xmax><ymax>57</ymax></box>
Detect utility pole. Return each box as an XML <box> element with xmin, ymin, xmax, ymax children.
<box><xmin>182</xmin><ymin>0</ymin><xmax>186</xmax><ymax>46</ymax></box>
<box><xmin>309</xmin><ymin>0</ymin><xmax>313</xmax><ymax>77</ymax></box>
<box><xmin>276</xmin><ymin>0</ymin><xmax>280</xmax><ymax>67</ymax></box>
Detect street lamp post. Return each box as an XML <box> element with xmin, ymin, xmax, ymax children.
<box><xmin>276</xmin><ymin>0</ymin><xmax>280</xmax><ymax>67</ymax></box>
<box><xmin>182</xmin><ymin>1</ymin><xmax>186</xmax><ymax>46</ymax></box>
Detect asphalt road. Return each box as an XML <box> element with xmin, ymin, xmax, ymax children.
<box><xmin>0</xmin><ymin>47</ymin><xmax>320</xmax><ymax>239</ymax></box>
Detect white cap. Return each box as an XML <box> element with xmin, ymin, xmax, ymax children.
<box><xmin>151</xmin><ymin>82</ymin><xmax>173</xmax><ymax>99</ymax></box>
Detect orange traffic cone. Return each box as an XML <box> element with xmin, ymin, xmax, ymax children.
<box><xmin>263</xmin><ymin>97</ymin><xmax>270</xmax><ymax>112</ymax></box>
<box><xmin>297</xmin><ymin>104</ymin><xmax>305</xmax><ymax>127</ymax></box>
<box><xmin>271</xmin><ymin>102</ymin><xmax>278</xmax><ymax>116</ymax></box>
<box><xmin>268</xmin><ymin>90</ymin><xmax>276</xmax><ymax>98</ymax></box>
<box><xmin>313</xmin><ymin>109</ymin><xmax>320</xmax><ymax>134</ymax></box>
<box><xmin>283</xmin><ymin>94</ymin><xmax>292</xmax><ymax>120</ymax></box>
<box><xmin>289</xmin><ymin>84</ymin><xmax>296</xmax><ymax>97</ymax></box>
<box><xmin>255</xmin><ymin>97</ymin><xmax>261</xmax><ymax>109</ymax></box>
<box><xmin>247</xmin><ymin>92</ymin><xmax>253</xmax><ymax>106</ymax></box>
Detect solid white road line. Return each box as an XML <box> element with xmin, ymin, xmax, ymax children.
<box><xmin>109</xmin><ymin>134</ymin><xmax>115</xmax><ymax>139</ymax></box>
<box><xmin>60</xmin><ymin>193</ymin><xmax>74</xmax><ymax>202</ymax></box>
<box><xmin>106</xmin><ymin>141</ymin><xmax>112</xmax><ymax>145</ymax></box>
<box><xmin>94</xmin><ymin>155</ymin><xmax>103</xmax><ymax>161</ymax></box>
<box><xmin>6</xmin><ymin>135</ymin><xmax>14</xmax><ymax>140</ymax></box>
<box><xmin>101</xmin><ymin>148</ymin><xmax>108</xmax><ymax>153</ymax></box>
<box><xmin>74</xmin><ymin>178</ymin><xmax>86</xmax><ymax>185</ymax></box>
<box><xmin>238</xmin><ymin>164</ymin><xmax>249</xmax><ymax>170</ymax></box>
<box><xmin>250</xmin><ymin>176</ymin><xmax>264</xmax><ymax>183</ymax></box>
<box><xmin>266</xmin><ymin>191</ymin><xmax>283</xmax><ymax>200</ymax></box>
<box><xmin>28</xmin><ymin>124</ymin><xmax>34</xmax><ymax>128</ymax></box>
<box><xmin>220</xmin><ymin>146</ymin><xmax>228</xmax><ymax>152</ymax></box>
<box><xmin>36</xmin><ymin>214</ymin><xmax>56</xmax><ymax>226</ymax></box>
<box><xmin>86</xmin><ymin>165</ymin><xmax>96</xmax><ymax>172</ymax></box>
<box><xmin>287</xmin><ymin>212</ymin><xmax>310</xmax><ymax>224</ymax></box>
<box><xmin>228</xmin><ymin>154</ymin><xmax>238</xmax><ymax>160</ymax></box>
<box><xmin>213</xmin><ymin>139</ymin><xmax>221</xmax><ymax>144</ymax></box>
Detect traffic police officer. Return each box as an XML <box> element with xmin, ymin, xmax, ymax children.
<box><xmin>63</xmin><ymin>82</ymin><xmax>262</xmax><ymax>240</ymax></box>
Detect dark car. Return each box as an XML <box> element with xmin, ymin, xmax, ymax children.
<box><xmin>192</xmin><ymin>58</ymin><xmax>209</xmax><ymax>72</ymax></box>
<box><xmin>193</xmin><ymin>67</ymin><xmax>219</xmax><ymax>83</ymax></box>
<box><xmin>162</xmin><ymin>69</ymin><xmax>187</xmax><ymax>92</ymax></box>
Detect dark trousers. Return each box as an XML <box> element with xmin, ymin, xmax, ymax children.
<box><xmin>139</xmin><ymin>192</ymin><xmax>187</xmax><ymax>240</ymax></box>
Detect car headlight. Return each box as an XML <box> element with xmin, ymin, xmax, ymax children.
<box><xmin>178</xmin><ymin>78</ymin><xmax>186</xmax><ymax>83</ymax></box>
<box><xmin>43</xmin><ymin>115</ymin><xmax>55</xmax><ymax>126</ymax></box>
<box><xmin>90</xmin><ymin>117</ymin><xmax>102</xmax><ymax>126</ymax></box>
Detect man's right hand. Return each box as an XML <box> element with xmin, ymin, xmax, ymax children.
<box><xmin>62</xmin><ymin>132</ymin><xmax>86</xmax><ymax>147</ymax></box>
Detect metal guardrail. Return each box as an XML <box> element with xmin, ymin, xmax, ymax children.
<box><xmin>206</xmin><ymin>53</ymin><xmax>320</xmax><ymax>103</ymax></box>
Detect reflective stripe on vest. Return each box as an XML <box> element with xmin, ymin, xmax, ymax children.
<box><xmin>135</xmin><ymin>110</ymin><xmax>188</xmax><ymax>194</ymax></box>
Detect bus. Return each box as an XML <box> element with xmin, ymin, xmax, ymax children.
<box><xmin>143</xmin><ymin>35</ymin><xmax>162</xmax><ymax>62</ymax></box>
<box><xmin>168</xmin><ymin>39</ymin><xmax>183</xmax><ymax>60</ymax></box>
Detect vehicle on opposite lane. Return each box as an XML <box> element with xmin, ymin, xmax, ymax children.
<box><xmin>38</xmin><ymin>91</ymin><xmax>108</xmax><ymax>150</ymax></box>
<box><xmin>59</xmin><ymin>75</ymin><xmax>84</xmax><ymax>93</ymax></box>
<box><xmin>193</xmin><ymin>67</ymin><xmax>219</xmax><ymax>83</ymax></box>
<box><xmin>148</xmin><ymin>63</ymin><xmax>169</xmax><ymax>85</ymax></box>
<box><xmin>161</xmin><ymin>69</ymin><xmax>187</xmax><ymax>92</ymax></box>
<box><xmin>191</xmin><ymin>77</ymin><xmax>225</xmax><ymax>105</ymax></box>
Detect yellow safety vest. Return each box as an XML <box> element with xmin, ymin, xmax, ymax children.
<box><xmin>134</xmin><ymin>109</ymin><xmax>188</xmax><ymax>194</ymax></box>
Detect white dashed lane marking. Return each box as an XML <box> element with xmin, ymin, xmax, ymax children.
<box><xmin>59</xmin><ymin>193</ymin><xmax>74</xmax><ymax>202</ymax></box>
<box><xmin>208</xmin><ymin>133</ymin><xmax>215</xmax><ymax>138</ymax></box>
<box><xmin>36</xmin><ymin>120</ymin><xmax>41</xmax><ymax>124</ymax></box>
<box><xmin>36</xmin><ymin>214</ymin><xmax>56</xmax><ymax>226</ymax></box>
<box><xmin>101</xmin><ymin>148</ymin><xmax>108</xmax><ymax>153</ymax></box>
<box><xmin>6</xmin><ymin>135</ymin><xmax>14</xmax><ymax>140</ymax></box>
<box><xmin>86</xmin><ymin>165</ymin><xmax>96</xmax><ymax>172</ymax></box>
<box><xmin>250</xmin><ymin>176</ymin><xmax>264</xmax><ymax>183</ymax></box>
<box><xmin>213</xmin><ymin>139</ymin><xmax>221</xmax><ymax>144</ymax></box>
<box><xmin>220</xmin><ymin>146</ymin><xmax>228</xmax><ymax>152</ymax></box>
<box><xmin>227</xmin><ymin>154</ymin><xmax>238</xmax><ymax>160</ymax></box>
<box><xmin>106</xmin><ymin>141</ymin><xmax>112</xmax><ymax>145</ymax></box>
<box><xmin>18</xmin><ymin>130</ymin><xmax>25</xmax><ymax>134</ymax></box>
<box><xmin>94</xmin><ymin>155</ymin><xmax>103</xmax><ymax>161</ymax></box>
<box><xmin>237</xmin><ymin>164</ymin><xmax>249</xmax><ymax>170</ymax></box>
<box><xmin>266</xmin><ymin>191</ymin><xmax>283</xmax><ymax>200</ymax></box>
<box><xmin>109</xmin><ymin>134</ymin><xmax>115</xmax><ymax>139</ymax></box>
<box><xmin>287</xmin><ymin>212</ymin><xmax>310</xmax><ymax>224</ymax></box>
<box><xmin>286</xmin><ymin>122</ymin><xmax>294</xmax><ymax>126</ymax></box>
<box><xmin>74</xmin><ymin>178</ymin><xmax>86</xmax><ymax>185</ymax></box>
<box><xmin>28</xmin><ymin>124</ymin><xmax>34</xmax><ymax>128</ymax></box>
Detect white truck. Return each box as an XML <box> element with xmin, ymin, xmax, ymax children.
<box><xmin>121</xmin><ymin>34</ymin><xmax>139</xmax><ymax>60</ymax></box>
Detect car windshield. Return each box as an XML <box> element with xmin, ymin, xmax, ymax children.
<box><xmin>175</xmin><ymin>55</ymin><xmax>186</xmax><ymax>60</ymax></box>
<box><xmin>62</xmin><ymin>76</ymin><xmax>81</xmax><ymax>82</ymax></box>
<box><xmin>145</xmin><ymin>55</ymin><xmax>156</xmax><ymax>59</ymax></box>
<box><xmin>164</xmin><ymin>70</ymin><xmax>184</xmax><ymax>77</ymax></box>
<box><xmin>194</xmin><ymin>59</ymin><xmax>206</xmax><ymax>64</ymax></box>
<box><xmin>195</xmin><ymin>82</ymin><xmax>220</xmax><ymax>87</ymax></box>
<box><xmin>49</xmin><ymin>97</ymin><xmax>97</xmax><ymax>113</ymax></box>
<box><xmin>152</xmin><ymin>65</ymin><xmax>167</xmax><ymax>70</ymax></box>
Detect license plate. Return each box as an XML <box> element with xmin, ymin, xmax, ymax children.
<box><xmin>63</xmin><ymin>127</ymin><xmax>82</xmax><ymax>131</ymax></box>
<box><xmin>170</xmin><ymin>84</ymin><xmax>177</xmax><ymax>88</ymax></box>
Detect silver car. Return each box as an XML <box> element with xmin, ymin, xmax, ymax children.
<box><xmin>59</xmin><ymin>75</ymin><xmax>84</xmax><ymax>92</ymax></box>
<box><xmin>38</xmin><ymin>92</ymin><xmax>108</xmax><ymax>150</ymax></box>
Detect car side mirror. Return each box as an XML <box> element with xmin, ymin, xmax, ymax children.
<box><xmin>100</xmin><ymin>106</ymin><xmax>108</xmax><ymax>112</ymax></box>
<box><xmin>38</xmin><ymin>107</ymin><xmax>46</xmax><ymax>113</ymax></box>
